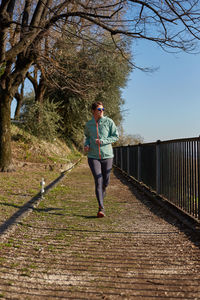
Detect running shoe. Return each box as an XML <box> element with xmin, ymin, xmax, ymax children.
<box><xmin>97</xmin><ymin>208</ymin><xmax>105</xmax><ymax>218</ymax></box>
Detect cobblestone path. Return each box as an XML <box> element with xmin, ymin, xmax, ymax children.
<box><xmin>0</xmin><ymin>159</ymin><xmax>199</xmax><ymax>299</ymax></box>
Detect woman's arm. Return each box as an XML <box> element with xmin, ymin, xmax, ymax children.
<box><xmin>100</xmin><ymin>120</ymin><xmax>119</xmax><ymax>145</ymax></box>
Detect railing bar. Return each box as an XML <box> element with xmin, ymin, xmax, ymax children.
<box><xmin>126</xmin><ymin>147</ymin><xmax>128</xmax><ymax>173</ymax></box>
<box><xmin>191</xmin><ymin>141</ymin><xmax>195</xmax><ymax>217</ymax></box>
<box><xmin>182</xmin><ymin>142</ymin><xmax>185</xmax><ymax>209</ymax></box>
<box><xmin>160</xmin><ymin>145</ymin><xmax>162</xmax><ymax>195</ymax></box>
<box><xmin>195</xmin><ymin>141</ymin><xmax>197</xmax><ymax>218</ymax></box>
<box><xmin>186</xmin><ymin>141</ymin><xmax>190</xmax><ymax>214</ymax></box>
<box><xmin>170</xmin><ymin>144</ymin><xmax>173</xmax><ymax>201</ymax></box>
<box><xmin>179</xmin><ymin>142</ymin><xmax>181</xmax><ymax>209</ymax></box>
<box><xmin>177</xmin><ymin>142</ymin><xmax>180</xmax><ymax>207</ymax></box>
<box><xmin>191</xmin><ymin>141</ymin><xmax>194</xmax><ymax>215</ymax></box>
<box><xmin>132</xmin><ymin>147</ymin><xmax>135</xmax><ymax>176</ymax></box>
<box><xmin>198</xmin><ymin>138</ymin><xmax>200</xmax><ymax>220</ymax></box>
<box><xmin>129</xmin><ymin>147</ymin><xmax>131</xmax><ymax>176</ymax></box>
<box><xmin>193</xmin><ymin>141</ymin><xmax>196</xmax><ymax>217</ymax></box>
<box><xmin>165</xmin><ymin>145</ymin><xmax>169</xmax><ymax>198</ymax></box>
<box><xmin>179</xmin><ymin>142</ymin><xmax>182</xmax><ymax>207</ymax></box>
<box><xmin>162</xmin><ymin>145</ymin><xmax>165</xmax><ymax>196</ymax></box>
<box><xmin>133</xmin><ymin>147</ymin><xmax>135</xmax><ymax>178</ymax></box>
<box><xmin>194</xmin><ymin>141</ymin><xmax>196</xmax><ymax>217</ymax></box>
<box><xmin>180</xmin><ymin>142</ymin><xmax>184</xmax><ymax>210</ymax></box>
<box><xmin>196</xmin><ymin>141</ymin><xmax>198</xmax><ymax>218</ymax></box>
<box><xmin>168</xmin><ymin>144</ymin><xmax>170</xmax><ymax>200</ymax></box>
<box><xmin>174</xmin><ymin>142</ymin><xmax>177</xmax><ymax>205</ymax></box>
<box><xmin>164</xmin><ymin>145</ymin><xmax>169</xmax><ymax>198</ymax></box>
<box><xmin>167</xmin><ymin>144</ymin><xmax>171</xmax><ymax>200</ymax></box>
<box><xmin>131</xmin><ymin>146</ymin><xmax>133</xmax><ymax>177</ymax></box>
<box><xmin>182</xmin><ymin>142</ymin><xmax>185</xmax><ymax>210</ymax></box>
<box><xmin>185</xmin><ymin>142</ymin><xmax>188</xmax><ymax>210</ymax></box>
<box><xmin>117</xmin><ymin>147</ymin><xmax>119</xmax><ymax>167</ymax></box>
<box><xmin>169</xmin><ymin>143</ymin><xmax>174</xmax><ymax>201</ymax></box>
<box><xmin>178</xmin><ymin>142</ymin><xmax>181</xmax><ymax>207</ymax></box>
<box><xmin>137</xmin><ymin>136</ymin><xmax>199</xmax><ymax>146</ymax></box>
<box><xmin>183</xmin><ymin>141</ymin><xmax>187</xmax><ymax>212</ymax></box>
<box><xmin>162</xmin><ymin>144</ymin><xmax>165</xmax><ymax>196</ymax></box>
<box><xmin>125</xmin><ymin>147</ymin><xmax>126</xmax><ymax>171</ymax></box>
<box><xmin>194</xmin><ymin>141</ymin><xmax>197</xmax><ymax>218</ymax></box>
<box><xmin>166</xmin><ymin>144</ymin><xmax>169</xmax><ymax>199</ymax></box>
<box><xmin>189</xmin><ymin>141</ymin><xmax>191</xmax><ymax>214</ymax></box>
<box><xmin>184</xmin><ymin>142</ymin><xmax>187</xmax><ymax>210</ymax></box>
<box><xmin>174</xmin><ymin>142</ymin><xmax>178</xmax><ymax>205</ymax></box>
<box><xmin>170</xmin><ymin>143</ymin><xmax>173</xmax><ymax>202</ymax></box>
<box><xmin>161</xmin><ymin>144</ymin><xmax>164</xmax><ymax>196</ymax></box>
<box><xmin>195</xmin><ymin>141</ymin><xmax>198</xmax><ymax>218</ymax></box>
<box><xmin>161</xmin><ymin>144</ymin><xmax>164</xmax><ymax>195</ymax></box>
<box><xmin>189</xmin><ymin>141</ymin><xmax>192</xmax><ymax>215</ymax></box>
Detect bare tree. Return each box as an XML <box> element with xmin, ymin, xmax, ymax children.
<box><xmin>0</xmin><ymin>0</ymin><xmax>200</xmax><ymax>170</ymax></box>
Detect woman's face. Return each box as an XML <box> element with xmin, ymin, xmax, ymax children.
<box><xmin>93</xmin><ymin>104</ymin><xmax>104</xmax><ymax>120</ymax></box>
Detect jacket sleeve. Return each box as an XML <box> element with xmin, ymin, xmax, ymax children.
<box><xmin>100</xmin><ymin>120</ymin><xmax>119</xmax><ymax>145</ymax></box>
<box><xmin>84</xmin><ymin>124</ymin><xmax>90</xmax><ymax>146</ymax></box>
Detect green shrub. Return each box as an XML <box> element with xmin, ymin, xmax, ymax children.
<box><xmin>21</xmin><ymin>99</ymin><xmax>63</xmax><ymax>142</ymax></box>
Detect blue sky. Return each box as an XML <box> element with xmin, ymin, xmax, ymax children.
<box><xmin>121</xmin><ymin>40</ymin><xmax>200</xmax><ymax>143</ymax></box>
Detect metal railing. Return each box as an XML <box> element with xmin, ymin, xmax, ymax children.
<box><xmin>113</xmin><ymin>137</ymin><xmax>200</xmax><ymax>222</ymax></box>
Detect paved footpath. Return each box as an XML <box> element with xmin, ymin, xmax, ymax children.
<box><xmin>0</xmin><ymin>159</ymin><xmax>200</xmax><ymax>299</ymax></box>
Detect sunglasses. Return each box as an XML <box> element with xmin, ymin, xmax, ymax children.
<box><xmin>97</xmin><ymin>108</ymin><xmax>104</xmax><ymax>111</ymax></box>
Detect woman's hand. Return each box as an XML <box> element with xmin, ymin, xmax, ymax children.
<box><xmin>84</xmin><ymin>145</ymin><xmax>90</xmax><ymax>152</ymax></box>
<box><xmin>95</xmin><ymin>139</ymin><xmax>102</xmax><ymax>145</ymax></box>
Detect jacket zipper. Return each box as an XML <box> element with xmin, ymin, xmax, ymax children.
<box><xmin>96</xmin><ymin>121</ymin><xmax>101</xmax><ymax>159</ymax></box>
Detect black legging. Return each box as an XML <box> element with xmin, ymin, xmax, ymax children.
<box><xmin>88</xmin><ymin>158</ymin><xmax>113</xmax><ymax>210</ymax></box>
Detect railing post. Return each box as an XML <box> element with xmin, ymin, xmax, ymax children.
<box><xmin>156</xmin><ymin>140</ymin><xmax>161</xmax><ymax>194</ymax></box>
<box><xmin>120</xmin><ymin>147</ymin><xmax>123</xmax><ymax>170</ymax></box>
<box><xmin>127</xmin><ymin>145</ymin><xmax>130</xmax><ymax>175</ymax></box>
<box><xmin>115</xmin><ymin>147</ymin><xmax>119</xmax><ymax>167</ymax></box>
<box><xmin>137</xmin><ymin>144</ymin><xmax>141</xmax><ymax>181</ymax></box>
<box><xmin>198</xmin><ymin>137</ymin><xmax>200</xmax><ymax>220</ymax></box>
<box><xmin>115</xmin><ymin>147</ymin><xmax>117</xmax><ymax>166</ymax></box>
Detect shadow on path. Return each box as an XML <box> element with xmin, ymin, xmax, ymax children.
<box><xmin>113</xmin><ymin>167</ymin><xmax>200</xmax><ymax>248</ymax></box>
<box><xmin>0</xmin><ymin>172</ymin><xmax>66</xmax><ymax>236</ymax></box>
<box><xmin>0</xmin><ymin>159</ymin><xmax>81</xmax><ymax>237</ymax></box>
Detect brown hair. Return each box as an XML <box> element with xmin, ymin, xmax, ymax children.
<box><xmin>91</xmin><ymin>101</ymin><xmax>103</xmax><ymax>111</ymax></box>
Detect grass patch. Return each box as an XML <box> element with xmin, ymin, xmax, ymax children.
<box><xmin>20</xmin><ymin>267</ymin><xmax>32</xmax><ymax>277</ymax></box>
<box><xmin>49</xmin><ymin>185</ymin><xmax>72</xmax><ymax>196</ymax></box>
<box><xmin>10</xmin><ymin>262</ymin><xmax>20</xmax><ymax>268</ymax></box>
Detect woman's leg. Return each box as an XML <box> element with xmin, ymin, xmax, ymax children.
<box><xmin>101</xmin><ymin>158</ymin><xmax>113</xmax><ymax>192</ymax></box>
<box><xmin>88</xmin><ymin>158</ymin><xmax>104</xmax><ymax>210</ymax></box>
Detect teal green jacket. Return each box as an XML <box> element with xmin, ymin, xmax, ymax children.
<box><xmin>84</xmin><ymin>116</ymin><xmax>119</xmax><ymax>159</ymax></box>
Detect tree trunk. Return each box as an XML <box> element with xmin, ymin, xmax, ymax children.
<box><xmin>35</xmin><ymin>77</ymin><xmax>46</xmax><ymax>103</ymax></box>
<box><xmin>0</xmin><ymin>55</ymin><xmax>33</xmax><ymax>171</ymax></box>
<box><xmin>14</xmin><ymin>92</ymin><xmax>23</xmax><ymax>118</ymax></box>
<box><xmin>35</xmin><ymin>77</ymin><xmax>46</xmax><ymax>125</ymax></box>
<box><xmin>0</xmin><ymin>91</ymin><xmax>13</xmax><ymax>171</ymax></box>
<box><xmin>14</xmin><ymin>82</ymin><xmax>24</xmax><ymax>118</ymax></box>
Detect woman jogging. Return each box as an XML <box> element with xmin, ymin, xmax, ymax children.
<box><xmin>84</xmin><ymin>101</ymin><xmax>119</xmax><ymax>217</ymax></box>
